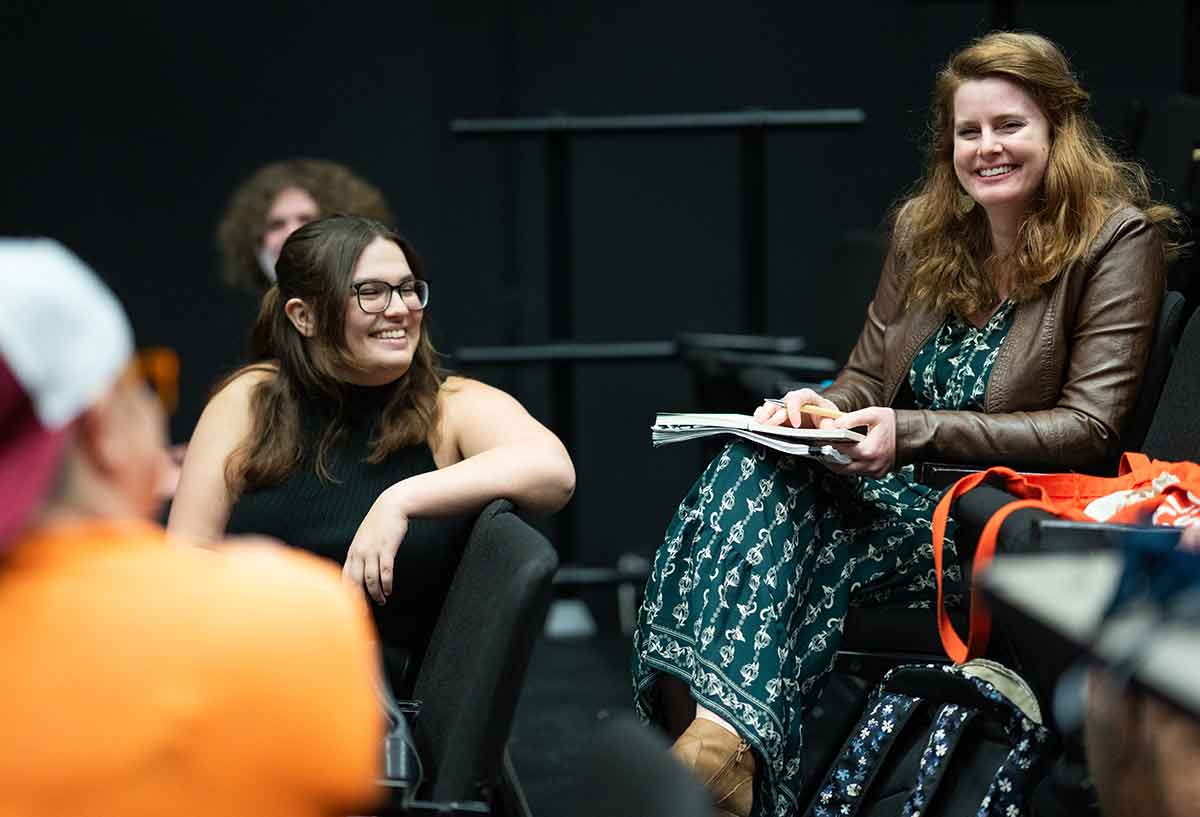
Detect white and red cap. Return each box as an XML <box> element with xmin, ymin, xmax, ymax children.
<box><xmin>0</xmin><ymin>239</ymin><xmax>133</xmax><ymax>548</ymax></box>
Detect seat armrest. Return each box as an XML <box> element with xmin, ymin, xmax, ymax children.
<box><xmin>915</xmin><ymin>461</ymin><xmax>1055</xmax><ymax>490</ymax></box>
<box><xmin>382</xmin><ymin>711</ymin><xmax>421</xmax><ymax>784</ymax></box>
<box><xmin>915</xmin><ymin>461</ymin><xmax>986</xmax><ymax>488</ymax></box>
<box><xmin>1035</xmin><ymin>518</ymin><xmax>1184</xmax><ymax>551</ymax></box>
<box><xmin>380</xmin><ymin>795</ymin><xmax>489</xmax><ymax>815</ymax></box>
<box><xmin>1036</xmin><ymin>519</ymin><xmax>1120</xmax><ymax>551</ymax></box>
<box><xmin>392</xmin><ymin>698</ymin><xmax>423</xmax><ymax>715</ymax></box>
<box><xmin>397</xmin><ymin>800</ymin><xmax>490</xmax><ymax>815</ymax></box>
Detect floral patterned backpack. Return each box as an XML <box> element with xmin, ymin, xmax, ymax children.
<box><xmin>804</xmin><ymin>660</ymin><xmax>1051</xmax><ymax>817</ymax></box>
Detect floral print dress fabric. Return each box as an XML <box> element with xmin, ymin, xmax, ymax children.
<box><xmin>633</xmin><ymin>302</ymin><xmax>1017</xmax><ymax>817</ymax></box>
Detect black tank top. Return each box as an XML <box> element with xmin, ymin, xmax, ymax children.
<box><xmin>226</xmin><ymin>382</ymin><xmax>472</xmax><ymax>691</ymax></box>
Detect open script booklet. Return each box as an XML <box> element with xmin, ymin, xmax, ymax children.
<box><xmin>651</xmin><ymin>412</ymin><xmax>865</xmax><ymax>465</ymax></box>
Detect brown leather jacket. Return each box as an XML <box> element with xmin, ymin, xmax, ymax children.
<box><xmin>821</xmin><ymin>205</ymin><xmax>1166</xmax><ymax>470</ymax></box>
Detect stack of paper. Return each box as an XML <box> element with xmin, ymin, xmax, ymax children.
<box><xmin>650</xmin><ymin>412</ymin><xmax>864</xmax><ymax>465</ymax></box>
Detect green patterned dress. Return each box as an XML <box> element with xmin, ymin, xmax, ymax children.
<box><xmin>633</xmin><ymin>301</ymin><xmax>1017</xmax><ymax>817</ymax></box>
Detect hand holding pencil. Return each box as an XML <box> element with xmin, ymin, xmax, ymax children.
<box><xmin>754</xmin><ymin>390</ymin><xmax>898</xmax><ymax>477</ymax></box>
<box><xmin>752</xmin><ymin>389</ymin><xmax>843</xmax><ymax>430</ymax></box>
<box><xmin>763</xmin><ymin>399</ymin><xmax>842</xmax><ymax>420</ymax></box>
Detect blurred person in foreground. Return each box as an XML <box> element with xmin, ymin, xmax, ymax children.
<box><xmin>1084</xmin><ymin>525</ymin><xmax>1200</xmax><ymax>817</ymax></box>
<box><xmin>217</xmin><ymin>158</ymin><xmax>394</xmax><ymax>295</ymax></box>
<box><xmin>0</xmin><ymin>239</ymin><xmax>383</xmax><ymax>816</ymax></box>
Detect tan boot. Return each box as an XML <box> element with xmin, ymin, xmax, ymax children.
<box><xmin>670</xmin><ymin>718</ymin><xmax>756</xmax><ymax>817</ymax></box>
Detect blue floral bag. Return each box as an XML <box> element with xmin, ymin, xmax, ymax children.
<box><xmin>804</xmin><ymin>661</ymin><xmax>1053</xmax><ymax>817</ymax></box>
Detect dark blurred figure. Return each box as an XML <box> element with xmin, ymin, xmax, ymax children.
<box><xmin>1084</xmin><ymin>527</ymin><xmax>1200</xmax><ymax>817</ymax></box>
<box><xmin>574</xmin><ymin>716</ymin><xmax>710</xmax><ymax>817</ymax></box>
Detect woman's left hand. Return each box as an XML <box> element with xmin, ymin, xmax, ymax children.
<box><xmin>344</xmin><ymin>488</ymin><xmax>410</xmax><ymax>605</ymax></box>
<box><xmin>827</xmin><ymin>406</ymin><xmax>897</xmax><ymax>478</ymax></box>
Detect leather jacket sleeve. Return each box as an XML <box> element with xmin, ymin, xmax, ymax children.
<box><xmin>894</xmin><ymin>213</ymin><xmax>1166</xmax><ymax>470</ymax></box>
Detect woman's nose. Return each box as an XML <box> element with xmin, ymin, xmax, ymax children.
<box><xmin>384</xmin><ymin>290</ymin><xmax>410</xmax><ymax>316</ymax></box>
<box><xmin>978</xmin><ymin>130</ymin><xmax>1003</xmax><ymax>155</ymax></box>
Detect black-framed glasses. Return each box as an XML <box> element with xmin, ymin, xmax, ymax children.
<box><xmin>351</xmin><ymin>279</ymin><xmax>430</xmax><ymax>314</ymax></box>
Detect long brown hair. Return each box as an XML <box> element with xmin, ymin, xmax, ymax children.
<box><xmin>223</xmin><ymin>215</ymin><xmax>444</xmax><ymax>492</ymax></box>
<box><xmin>216</xmin><ymin>158</ymin><xmax>394</xmax><ymax>293</ymax></box>
<box><xmin>901</xmin><ymin>31</ymin><xmax>1180</xmax><ymax>317</ymax></box>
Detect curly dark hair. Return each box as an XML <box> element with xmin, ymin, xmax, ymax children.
<box><xmin>216</xmin><ymin>158</ymin><xmax>395</xmax><ymax>293</ymax></box>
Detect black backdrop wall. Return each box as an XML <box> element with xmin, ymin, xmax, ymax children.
<box><xmin>1</xmin><ymin>0</ymin><xmax>1193</xmax><ymax>572</ymax></box>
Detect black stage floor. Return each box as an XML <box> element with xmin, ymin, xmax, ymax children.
<box><xmin>508</xmin><ymin>634</ymin><xmax>635</xmax><ymax>816</ymax></box>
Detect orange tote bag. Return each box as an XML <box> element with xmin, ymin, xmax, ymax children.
<box><xmin>930</xmin><ymin>453</ymin><xmax>1200</xmax><ymax>664</ymax></box>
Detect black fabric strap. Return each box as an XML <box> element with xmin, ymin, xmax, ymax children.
<box><xmin>803</xmin><ymin>691</ymin><xmax>922</xmax><ymax>817</ymax></box>
<box><xmin>900</xmin><ymin>702</ymin><xmax>978</xmax><ymax>815</ymax></box>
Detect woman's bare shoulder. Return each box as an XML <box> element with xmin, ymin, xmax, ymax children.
<box><xmin>437</xmin><ymin>375</ymin><xmax>509</xmax><ymax>408</ymax></box>
<box><xmin>196</xmin><ymin>363</ymin><xmax>280</xmax><ymax>433</ymax></box>
<box><xmin>212</xmin><ymin>362</ymin><xmax>279</xmax><ymax>402</ymax></box>
<box><xmin>434</xmin><ymin>376</ymin><xmax>529</xmax><ymax>444</ymax></box>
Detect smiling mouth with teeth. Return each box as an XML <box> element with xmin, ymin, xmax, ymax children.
<box><xmin>977</xmin><ymin>165</ymin><xmax>1016</xmax><ymax>178</ymax></box>
<box><xmin>372</xmin><ymin>330</ymin><xmax>408</xmax><ymax>340</ymax></box>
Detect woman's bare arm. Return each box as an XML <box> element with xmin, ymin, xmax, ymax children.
<box><xmin>344</xmin><ymin>376</ymin><xmax>575</xmax><ymax>603</ymax></box>
<box><xmin>167</xmin><ymin>368</ymin><xmax>272</xmax><ymax>543</ymax></box>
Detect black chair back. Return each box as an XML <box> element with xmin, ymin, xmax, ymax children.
<box><xmin>410</xmin><ymin>498</ymin><xmax>558</xmax><ymax>803</ymax></box>
<box><xmin>1142</xmin><ymin>304</ymin><xmax>1200</xmax><ymax>462</ymax></box>
<box><xmin>1123</xmin><ymin>289</ymin><xmax>1187</xmax><ymax>453</ymax></box>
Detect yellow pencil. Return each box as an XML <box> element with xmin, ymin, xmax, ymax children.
<box><xmin>799</xmin><ymin>403</ymin><xmax>843</xmax><ymax>420</ymax></box>
<box><xmin>764</xmin><ymin>399</ymin><xmax>844</xmax><ymax>420</ymax></box>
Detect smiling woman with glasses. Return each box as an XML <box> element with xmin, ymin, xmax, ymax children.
<box><xmin>168</xmin><ymin>214</ymin><xmax>575</xmax><ymax>696</ymax></box>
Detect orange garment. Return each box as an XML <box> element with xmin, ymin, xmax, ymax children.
<box><xmin>0</xmin><ymin>519</ymin><xmax>383</xmax><ymax>817</ymax></box>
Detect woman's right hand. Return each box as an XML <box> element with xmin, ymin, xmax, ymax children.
<box><xmin>752</xmin><ymin>388</ymin><xmax>841</xmax><ymax>429</ymax></box>
<box><xmin>344</xmin><ymin>486</ymin><xmax>411</xmax><ymax>605</ymax></box>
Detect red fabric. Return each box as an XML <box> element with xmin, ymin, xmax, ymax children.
<box><xmin>931</xmin><ymin>453</ymin><xmax>1200</xmax><ymax>663</ymax></box>
<box><xmin>0</xmin><ymin>359</ymin><xmax>68</xmax><ymax>549</ymax></box>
